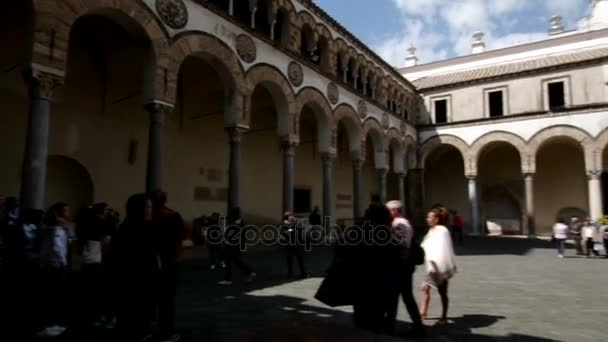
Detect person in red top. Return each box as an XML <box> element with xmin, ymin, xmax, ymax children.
<box><xmin>451</xmin><ymin>211</ymin><xmax>464</xmax><ymax>246</ymax></box>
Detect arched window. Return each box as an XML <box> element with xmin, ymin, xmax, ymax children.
<box><xmin>233</xmin><ymin>0</ymin><xmax>251</xmax><ymax>27</ymax></box>
<box><xmin>254</xmin><ymin>0</ymin><xmax>272</xmax><ymax>38</ymax></box>
<box><xmin>346</xmin><ymin>58</ymin><xmax>356</xmax><ymax>87</ymax></box>
<box><xmin>209</xmin><ymin>0</ymin><xmax>230</xmax><ymax>12</ymax></box>
<box><xmin>336</xmin><ymin>52</ymin><xmax>345</xmax><ymax>82</ymax></box>
<box><xmin>314</xmin><ymin>36</ymin><xmax>329</xmax><ymax>67</ymax></box>
<box><xmin>273</xmin><ymin>9</ymin><xmax>287</xmax><ymax>45</ymax></box>
<box><xmin>300</xmin><ymin>25</ymin><xmax>316</xmax><ymax>61</ymax></box>
<box><xmin>356</xmin><ymin>69</ymin><xmax>364</xmax><ymax>92</ymax></box>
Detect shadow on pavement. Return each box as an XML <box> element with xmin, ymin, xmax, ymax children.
<box><xmin>454</xmin><ymin>236</ymin><xmax>563</xmax><ymax>256</ymax></box>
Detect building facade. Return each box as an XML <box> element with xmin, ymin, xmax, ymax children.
<box><xmin>1</xmin><ymin>0</ymin><xmax>607</xmax><ymax>235</ymax></box>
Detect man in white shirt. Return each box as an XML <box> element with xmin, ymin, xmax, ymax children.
<box><xmin>385</xmin><ymin>200</ymin><xmax>424</xmax><ymax>338</ymax></box>
<box><xmin>553</xmin><ymin>219</ymin><xmax>569</xmax><ymax>258</ymax></box>
<box><xmin>582</xmin><ymin>218</ymin><xmax>599</xmax><ymax>257</ymax></box>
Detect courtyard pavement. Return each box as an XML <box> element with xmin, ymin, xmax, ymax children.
<box><xmin>169</xmin><ymin>237</ymin><xmax>607</xmax><ymax>342</ymax></box>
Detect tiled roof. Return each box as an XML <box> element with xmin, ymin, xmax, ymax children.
<box><xmin>413</xmin><ymin>47</ymin><xmax>608</xmax><ymax>90</ymax></box>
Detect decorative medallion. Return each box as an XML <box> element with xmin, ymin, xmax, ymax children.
<box><xmin>156</xmin><ymin>0</ymin><xmax>188</xmax><ymax>29</ymax></box>
<box><xmin>357</xmin><ymin>100</ymin><xmax>368</xmax><ymax>119</ymax></box>
<box><xmin>288</xmin><ymin>61</ymin><xmax>304</xmax><ymax>86</ymax></box>
<box><xmin>382</xmin><ymin>113</ymin><xmax>390</xmax><ymax>130</ymax></box>
<box><xmin>327</xmin><ymin>82</ymin><xmax>339</xmax><ymax>104</ymax></box>
<box><xmin>235</xmin><ymin>34</ymin><xmax>257</xmax><ymax>63</ymax></box>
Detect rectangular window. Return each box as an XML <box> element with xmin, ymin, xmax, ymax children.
<box><xmin>548</xmin><ymin>81</ymin><xmax>565</xmax><ymax>109</ymax></box>
<box><xmin>294</xmin><ymin>188</ymin><xmax>311</xmax><ymax>213</ymax></box>
<box><xmin>488</xmin><ymin>90</ymin><xmax>504</xmax><ymax>117</ymax></box>
<box><xmin>434</xmin><ymin>99</ymin><xmax>448</xmax><ymax>123</ymax></box>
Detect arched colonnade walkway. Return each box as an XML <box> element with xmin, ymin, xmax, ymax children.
<box><xmin>0</xmin><ymin>0</ymin><xmax>415</xmax><ymax>225</ymax></box>
<box><xmin>419</xmin><ymin>127</ymin><xmax>608</xmax><ymax>235</ymax></box>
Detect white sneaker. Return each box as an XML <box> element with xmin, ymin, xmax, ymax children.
<box><xmin>218</xmin><ymin>280</ymin><xmax>233</xmax><ymax>286</ymax></box>
<box><xmin>558</xmin><ymin>254</ymin><xmax>564</xmax><ymax>258</ymax></box>
<box><xmin>37</xmin><ymin>325</ymin><xmax>67</xmax><ymax>337</ymax></box>
<box><xmin>160</xmin><ymin>334</ymin><xmax>181</xmax><ymax>342</ymax></box>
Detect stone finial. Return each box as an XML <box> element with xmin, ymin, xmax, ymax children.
<box><xmin>472</xmin><ymin>30</ymin><xmax>486</xmax><ymax>54</ymax></box>
<box><xmin>405</xmin><ymin>44</ymin><xmax>419</xmax><ymax>67</ymax></box>
<box><xmin>549</xmin><ymin>15</ymin><xmax>564</xmax><ymax>35</ymax></box>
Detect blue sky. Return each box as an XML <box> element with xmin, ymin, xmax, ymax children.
<box><xmin>314</xmin><ymin>0</ymin><xmax>590</xmax><ymax>67</ymax></box>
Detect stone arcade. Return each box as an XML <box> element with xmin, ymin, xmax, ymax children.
<box><xmin>1</xmin><ymin>0</ymin><xmax>608</xmax><ymax>236</ymax></box>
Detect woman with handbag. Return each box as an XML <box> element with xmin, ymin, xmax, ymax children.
<box><xmin>419</xmin><ymin>207</ymin><xmax>457</xmax><ymax>326</ymax></box>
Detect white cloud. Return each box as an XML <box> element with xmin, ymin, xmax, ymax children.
<box><xmin>376</xmin><ymin>0</ymin><xmax>588</xmax><ymax>67</ymax></box>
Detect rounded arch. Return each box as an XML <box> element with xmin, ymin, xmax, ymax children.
<box><xmin>528</xmin><ymin>125</ymin><xmax>594</xmax><ymax>173</ymax></box>
<box><xmin>419</xmin><ymin>135</ymin><xmax>471</xmax><ymax>175</ymax></box>
<box><xmin>404</xmin><ymin>135</ymin><xmax>418</xmax><ymax>170</ymax></box>
<box><xmin>386</xmin><ymin>128</ymin><xmax>405</xmax><ymax>173</ymax></box>
<box><xmin>32</xmin><ymin>0</ymin><xmax>167</xmax><ymax>85</ymax></box>
<box><xmin>295</xmin><ymin>87</ymin><xmax>334</xmax><ymax>153</ymax></box>
<box><xmin>246</xmin><ymin>64</ymin><xmax>297</xmax><ymax>138</ymax></box>
<box><xmin>593</xmin><ymin>127</ymin><xmax>608</xmax><ymax>171</ymax></box>
<box><xmin>362</xmin><ymin>117</ymin><xmax>387</xmax><ymax>167</ymax></box>
<box><xmin>161</xmin><ymin>32</ymin><xmax>247</xmax><ymax>114</ymax></box>
<box><xmin>333</xmin><ymin>104</ymin><xmax>362</xmax><ymax>154</ymax></box>
<box><xmin>470</xmin><ymin>131</ymin><xmax>527</xmax><ymax>172</ymax></box>
<box><xmin>46</xmin><ymin>155</ymin><xmax>94</xmax><ymax>212</ymax></box>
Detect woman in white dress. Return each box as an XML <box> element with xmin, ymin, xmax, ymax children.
<box><xmin>419</xmin><ymin>207</ymin><xmax>457</xmax><ymax>326</ymax></box>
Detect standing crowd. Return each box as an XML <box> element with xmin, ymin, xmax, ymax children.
<box><xmin>0</xmin><ymin>192</ymin><xmax>186</xmax><ymax>342</ymax></box>
<box><xmin>316</xmin><ymin>196</ymin><xmax>458</xmax><ymax>338</ymax></box>
<box><xmin>553</xmin><ymin>215</ymin><xmax>608</xmax><ymax>258</ymax></box>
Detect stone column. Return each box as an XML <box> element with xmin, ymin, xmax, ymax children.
<box><xmin>407</xmin><ymin>169</ymin><xmax>425</xmax><ymax>228</ymax></box>
<box><xmin>377</xmin><ymin>168</ymin><xmax>388</xmax><ymax>204</ymax></box>
<box><xmin>468</xmin><ymin>176</ymin><xmax>480</xmax><ymax>235</ymax></box>
<box><xmin>397</xmin><ymin>172</ymin><xmax>406</xmax><ymax>210</ymax></box>
<box><xmin>20</xmin><ymin>71</ymin><xmax>62</xmax><ymax>211</ymax></box>
<box><xmin>321</xmin><ymin>153</ymin><xmax>335</xmax><ymax>229</ymax></box>
<box><xmin>588</xmin><ymin>171</ymin><xmax>604</xmax><ymax>221</ymax></box>
<box><xmin>282</xmin><ymin>141</ymin><xmax>297</xmax><ymax>213</ymax></box>
<box><xmin>352</xmin><ymin>158</ymin><xmax>364</xmax><ymax>219</ymax></box>
<box><xmin>524</xmin><ymin>173</ymin><xmax>536</xmax><ymax>237</ymax></box>
<box><xmin>227</xmin><ymin>127</ymin><xmax>245</xmax><ymax>212</ymax></box>
<box><xmin>145</xmin><ymin>102</ymin><xmax>172</xmax><ymax>193</ymax></box>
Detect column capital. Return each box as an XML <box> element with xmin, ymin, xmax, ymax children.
<box><xmin>321</xmin><ymin>152</ymin><xmax>336</xmax><ymax>163</ymax></box>
<box><xmin>281</xmin><ymin>139</ymin><xmax>297</xmax><ymax>156</ymax></box>
<box><xmin>226</xmin><ymin>127</ymin><xmax>247</xmax><ymax>144</ymax></box>
<box><xmin>376</xmin><ymin>168</ymin><xmax>388</xmax><ymax>176</ymax></box>
<box><xmin>24</xmin><ymin>69</ymin><xmax>64</xmax><ymax>101</ymax></box>
<box><xmin>396</xmin><ymin>171</ymin><xmax>407</xmax><ymax>178</ymax></box>
<box><xmin>352</xmin><ymin>158</ymin><xmax>364</xmax><ymax>170</ymax></box>
<box><xmin>587</xmin><ymin>170</ymin><xmax>602</xmax><ymax>180</ymax></box>
<box><xmin>523</xmin><ymin>172</ymin><xmax>535</xmax><ymax>180</ymax></box>
<box><xmin>466</xmin><ymin>175</ymin><xmax>477</xmax><ymax>181</ymax></box>
<box><xmin>145</xmin><ymin>101</ymin><xmax>174</xmax><ymax>124</ymax></box>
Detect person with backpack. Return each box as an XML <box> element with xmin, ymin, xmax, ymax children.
<box><xmin>385</xmin><ymin>200</ymin><xmax>425</xmax><ymax>338</ymax></box>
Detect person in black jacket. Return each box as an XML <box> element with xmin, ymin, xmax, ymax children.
<box><xmin>282</xmin><ymin>212</ymin><xmax>309</xmax><ymax>279</ymax></box>
<box><xmin>219</xmin><ymin>207</ymin><xmax>255</xmax><ymax>286</ymax></box>
<box><xmin>111</xmin><ymin>194</ymin><xmax>156</xmax><ymax>341</ymax></box>
<box><xmin>352</xmin><ymin>195</ymin><xmax>399</xmax><ymax>335</ymax></box>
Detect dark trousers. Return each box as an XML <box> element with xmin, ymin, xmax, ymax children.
<box><xmin>81</xmin><ymin>263</ymin><xmax>104</xmax><ymax>325</ymax></box>
<box><xmin>386</xmin><ymin>264</ymin><xmax>423</xmax><ymax>335</ymax></box>
<box><xmin>574</xmin><ymin>237</ymin><xmax>583</xmax><ymax>254</ymax></box>
<box><xmin>586</xmin><ymin>238</ymin><xmax>599</xmax><ymax>256</ymax></box>
<box><xmin>556</xmin><ymin>239</ymin><xmax>566</xmax><ymax>255</ymax></box>
<box><xmin>224</xmin><ymin>248</ymin><xmax>252</xmax><ymax>281</ymax></box>
<box><xmin>208</xmin><ymin>244</ymin><xmax>223</xmax><ymax>266</ymax></box>
<box><xmin>354</xmin><ymin>302</ymin><xmax>387</xmax><ymax>334</ymax></box>
<box><xmin>40</xmin><ymin>267</ymin><xmax>69</xmax><ymax>328</ymax></box>
<box><xmin>451</xmin><ymin>226</ymin><xmax>464</xmax><ymax>246</ymax></box>
<box><xmin>605</xmin><ymin>239</ymin><xmax>608</xmax><ymax>257</ymax></box>
<box><xmin>286</xmin><ymin>247</ymin><xmax>307</xmax><ymax>277</ymax></box>
<box><xmin>158</xmin><ymin>266</ymin><xmax>178</xmax><ymax>338</ymax></box>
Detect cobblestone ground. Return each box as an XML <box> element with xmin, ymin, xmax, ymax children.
<box><xmin>171</xmin><ymin>237</ymin><xmax>607</xmax><ymax>342</ymax></box>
